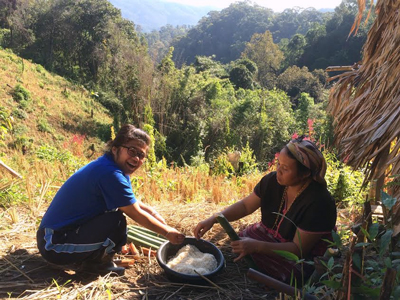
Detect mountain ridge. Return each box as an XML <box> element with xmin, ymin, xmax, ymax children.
<box><xmin>109</xmin><ymin>0</ymin><xmax>218</xmax><ymax>32</ymax></box>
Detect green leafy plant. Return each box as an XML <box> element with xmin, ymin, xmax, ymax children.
<box><xmin>37</xmin><ymin>118</ymin><xmax>53</xmax><ymax>133</ymax></box>
<box><xmin>12</xmin><ymin>84</ymin><xmax>31</xmax><ymax>103</ymax></box>
<box><xmin>211</xmin><ymin>150</ymin><xmax>235</xmax><ymax>177</ymax></box>
<box><xmin>0</xmin><ymin>106</ymin><xmax>13</xmax><ymax>140</ymax></box>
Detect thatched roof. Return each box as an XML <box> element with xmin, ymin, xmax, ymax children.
<box><xmin>328</xmin><ymin>0</ymin><xmax>400</xmax><ymax>199</ymax></box>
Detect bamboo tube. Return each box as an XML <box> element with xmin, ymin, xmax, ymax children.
<box><xmin>215</xmin><ymin>213</ymin><xmax>258</xmax><ymax>270</ymax></box>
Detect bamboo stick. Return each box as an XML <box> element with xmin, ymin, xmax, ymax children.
<box><xmin>215</xmin><ymin>213</ymin><xmax>258</xmax><ymax>270</ymax></box>
<box><xmin>0</xmin><ymin>160</ymin><xmax>22</xmax><ymax>178</ymax></box>
<box><xmin>247</xmin><ymin>268</ymin><xmax>318</xmax><ymax>300</ymax></box>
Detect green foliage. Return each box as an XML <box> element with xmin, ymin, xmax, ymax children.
<box><xmin>35</xmin><ymin>145</ymin><xmax>86</xmax><ymax>173</ymax></box>
<box><xmin>0</xmin><ymin>106</ymin><xmax>13</xmax><ymax>140</ymax></box>
<box><xmin>190</xmin><ymin>148</ymin><xmax>210</xmax><ymax>173</ymax></box>
<box><xmin>92</xmin><ymin>91</ymin><xmax>123</xmax><ymax>115</ymax></box>
<box><xmin>194</xmin><ymin>55</ymin><xmax>228</xmax><ymax>78</ymax></box>
<box><xmin>0</xmin><ymin>28</ymin><xmax>10</xmax><ymax>47</ymax></box>
<box><xmin>37</xmin><ymin>118</ymin><xmax>53</xmax><ymax>133</ymax></box>
<box><xmin>142</xmin><ymin>123</ymin><xmax>156</xmax><ymax>169</ymax></box>
<box><xmin>299</xmin><ymin>0</ymin><xmax>374</xmax><ymax>70</ymax></box>
<box><xmin>211</xmin><ymin>150</ymin><xmax>235</xmax><ymax>177</ymax></box>
<box><xmin>12</xmin><ymin>84</ymin><xmax>31</xmax><ymax>103</ymax></box>
<box><xmin>295</xmin><ymin>93</ymin><xmax>314</xmax><ymax>134</ymax></box>
<box><xmin>13</xmin><ymin>135</ymin><xmax>34</xmax><ymax>151</ymax></box>
<box><xmin>171</xmin><ymin>3</ymin><xmax>330</xmax><ymax>66</ymax></box>
<box><xmin>0</xmin><ymin>181</ymin><xmax>28</xmax><ymax>207</ymax></box>
<box><xmin>12</xmin><ymin>124</ymin><xmax>28</xmax><ymax>136</ymax></box>
<box><xmin>12</xmin><ymin>108</ymin><xmax>28</xmax><ymax>120</ymax></box>
<box><xmin>172</xmin><ymin>2</ymin><xmax>275</xmax><ymax>65</ymax></box>
<box><xmin>230</xmin><ymin>89</ymin><xmax>294</xmax><ymax>164</ymax></box>
<box><xmin>283</xmin><ymin>33</ymin><xmax>306</xmax><ymax>67</ymax></box>
<box><xmin>381</xmin><ymin>190</ymin><xmax>397</xmax><ymax>211</ymax></box>
<box><xmin>158</xmin><ymin>47</ymin><xmax>176</xmax><ymax>75</ymax></box>
<box><xmin>242</xmin><ymin>30</ymin><xmax>283</xmax><ymax>89</ymax></box>
<box><xmin>35</xmin><ymin>64</ymin><xmax>45</xmax><ymax>73</ymax></box>
<box><xmin>96</xmin><ymin>124</ymin><xmax>112</xmax><ymax>142</ymax></box>
<box><xmin>237</xmin><ymin>142</ymin><xmax>258</xmax><ymax>176</ymax></box>
<box><xmin>229</xmin><ymin>64</ymin><xmax>255</xmax><ymax>90</ymax></box>
<box><xmin>324</xmin><ymin>152</ymin><xmax>366</xmax><ymax>205</ymax></box>
<box><xmin>145</xmin><ymin>24</ymin><xmax>190</xmax><ymax>63</ymax></box>
<box><xmin>276</xmin><ymin>66</ymin><xmax>325</xmax><ymax>103</ymax></box>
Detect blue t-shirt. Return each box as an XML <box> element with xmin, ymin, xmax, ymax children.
<box><xmin>40</xmin><ymin>154</ymin><xmax>137</xmax><ymax>230</ymax></box>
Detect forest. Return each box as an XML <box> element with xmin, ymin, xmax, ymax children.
<box><xmin>0</xmin><ymin>0</ymin><xmax>374</xmax><ymax>167</ymax></box>
<box><xmin>2</xmin><ymin>0</ymin><xmax>400</xmax><ymax>299</ymax></box>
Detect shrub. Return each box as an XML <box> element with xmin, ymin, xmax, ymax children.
<box><xmin>237</xmin><ymin>142</ymin><xmax>258</xmax><ymax>176</ymax></box>
<box><xmin>13</xmin><ymin>135</ymin><xmax>33</xmax><ymax>151</ymax></box>
<box><xmin>13</xmin><ymin>124</ymin><xmax>28</xmax><ymax>136</ymax></box>
<box><xmin>12</xmin><ymin>108</ymin><xmax>28</xmax><ymax>120</ymax></box>
<box><xmin>37</xmin><ymin>118</ymin><xmax>52</xmax><ymax>133</ymax></box>
<box><xmin>324</xmin><ymin>151</ymin><xmax>366</xmax><ymax>206</ymax></box>
<box><xmin>211</xmin><ymin>150</ymin><xmax>235</xmax><ymax>177</ymax></box>
<box><xmin>12</xmin><ymin>84</ymin><xmax>31</xmax><ymax>103</ymax></box>
<box><xmin>0</xmin><ymin>28</ymin><xmax>10</xmax><ymax>47</ymax></box>
<box><xmin>36</xmin><ymin>64</ymin><xmax>45</xmax><ymax>73</ymax></box>
<box><xmin>93</xmin><ymin>91</ymin><xmax>123</xmax><ymax>115</ymax></box>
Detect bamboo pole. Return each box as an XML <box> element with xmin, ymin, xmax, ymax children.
<box><xmin>0</xmin><ymin>160</ymin><xmax>22</xmax><ymax>179</ymax></box>
<box><xmin>247</xmin><ymin>268</ymin><xmax>318</xmax><ymax>300</ymax></box>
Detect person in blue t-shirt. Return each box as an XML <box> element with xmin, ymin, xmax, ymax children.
<box><xmin>37</xmin><ymin>124</ymin><xmax>185</xmax><ymax>276</ymax></box>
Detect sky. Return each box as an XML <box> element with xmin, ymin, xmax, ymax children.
<box><xmin>163</xmin><ymin>0</ymin><xmax>343</xmax><ymax>12</ymax></box>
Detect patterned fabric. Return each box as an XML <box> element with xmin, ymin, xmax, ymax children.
<box><xmin>239</xmin><ymin>222</ymin><xmax>314</xmax><ymax>285</ymax></box>
<box><xmin>286</xmin><ymin>137</ymin><xmax>327</xmax><ymax>187</ymax></box>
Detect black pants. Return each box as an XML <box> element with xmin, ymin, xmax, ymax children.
<box><xmin>37</xmin><ymin>211</ymin><xmax>127</xmax><ymax>265</ymax></box>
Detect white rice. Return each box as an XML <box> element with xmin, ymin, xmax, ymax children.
<box><xmin>166</xmin><ymin>244</ymin><xmax>218</xmax><ymax>275</ymax></box>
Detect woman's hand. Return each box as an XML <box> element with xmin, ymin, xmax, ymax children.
<box><xmin>166</xmin><ymin>228</ymin><xmax>185</xmax><ymax>244</ymax></box>
<box><xmin>231</xmin><ymin>237</ymin><xmax>260</xmax><ymax>262</ymax></box>
<box><xmin>193</xmin><ymin>216</ymin><xmax>216</xmax><ymax>240</ymax></box>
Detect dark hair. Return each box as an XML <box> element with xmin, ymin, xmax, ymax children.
<box><xmin>284</xmin><ymin>145</ymin><xmax>311</xmax><ymax>177</ymax></box>
<box><xmin>105</xmin><ymin>124</ymin><xmax>151</xmax><ymax>154</ymax></box>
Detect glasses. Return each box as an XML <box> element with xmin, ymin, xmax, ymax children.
<box><xmin>120</xmin><ymin>146</ymin><xmax>147</xmax><ymax>160</ymax></box>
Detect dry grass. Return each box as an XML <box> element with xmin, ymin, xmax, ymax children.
<box><xmin>0</xmin><ymin>197</ymin><xmax>277</xmax><ymax>300</ymax></box>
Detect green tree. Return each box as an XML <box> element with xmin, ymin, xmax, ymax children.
<box><xmin>1</xmin><ymin>0</ymin><xmax>35</xmax><ymax>52</ymax></box>
<box><xmin>283</xmin><ymin>33</ymin><xmax>306</xmax><ymax>67</ymax></box>
<box><xmin>269</xmin><ymin>7</ymin><xmax>327</xmax><ymax>41</ymax></box>
<box><xmin>229</xmin><ymin>58</ymin><xmax>257</xmax><ymax>90</ymax></box>
<box><xmin>295</xmin><ymin>92</ymin><xmax>314</xmax><ymax>134</ymax></box>
<box><xmin>242</xmin><ymin>30</ymin><xmax>283</xmax><ymax>89</ymax></box>
<box><xmin>299</xmin><ymin>0</ymin><xmax>374</xmax><ymax>70</ymax></box>
<box><xmin>172</xmin><ymin>2</ymin><xmax>274</xmax><ymax>65</ymax></box>
<box><xmin>230</xmin><ymin>89</ymin><xmax>294</xmax><ymax>163</ymax></box>
<box><xmin>194</xmin><ymin>55</ymin><xmax>227</xmax><ymax>78</ymax></box>
<box><xmin>276</xmin><ymin>65</ymin><xmax>325</xmax><ymax>104</ymax></box>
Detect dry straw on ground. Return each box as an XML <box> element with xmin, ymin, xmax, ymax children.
<box><xmin>1</xmin><ymin>197</ymin><xmax>280</xmax><ymax>299</ymax></box>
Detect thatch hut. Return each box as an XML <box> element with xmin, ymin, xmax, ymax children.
<box><xmin>328</xmin><ymin>0</ymin><xmax>400</xmax><ymax>235</ymax></box>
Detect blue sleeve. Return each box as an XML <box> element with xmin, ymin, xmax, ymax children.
<box><xmin>98</xmin><ymin>170</ymin><xmax>137</xmax><ymax>209</ymax></box>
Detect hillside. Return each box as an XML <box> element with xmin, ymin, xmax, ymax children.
<box><xmin>109</xmin><ymin>0</ymin><xmax>217</xmax><ymax>32</ymax></box>
<box><xmin>0</xmin><ymin>48</ymin><xmax>113</xmax><ymax>175</ymax></box>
